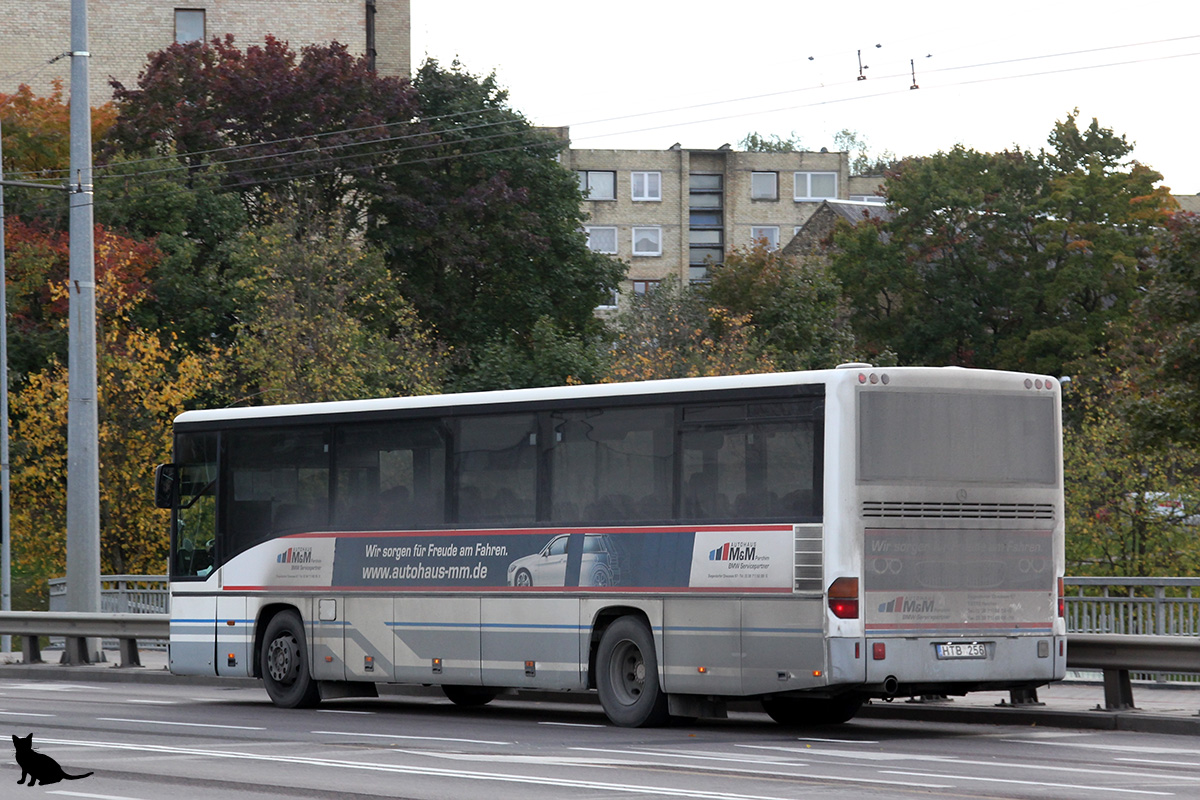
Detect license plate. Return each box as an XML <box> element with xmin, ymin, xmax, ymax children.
<box><xmin>935</xmin><ymin>642</ymin><xmax>988</xmax><ymax>660</ymax></box>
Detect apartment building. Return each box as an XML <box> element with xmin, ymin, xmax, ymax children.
<box><xmin>560</xmin><ymin>141</ymin><xmax>854</xmax><ymax>304</ymax></box>
<box><xmin>0</xmin><ymin>0</ymin><xmax>410</xmax><ymax>101</ymax></box>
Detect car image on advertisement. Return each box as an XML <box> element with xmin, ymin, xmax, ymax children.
<box><xmin>507</xmin><ymin>534</ymin><xmax>620</xmax><ymax>587</ymax></box>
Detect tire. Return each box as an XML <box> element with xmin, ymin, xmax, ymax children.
<box><xmin>261</xmin><ymin>610</ymin><xmax>321</xmax><ymax>709</ymax></box>
<box><xmin>761</xmin><ymin>695</ymin><xmax>863</xmax><ymax>726</ymax></box>
<box><xmin>442</xmin><ymin>685</ymin><xmax>500</xmax><ymax>707</ymax></box>
<box><xmin>595</xmin><ymin>616</ymin><xmax>669</xmax><ymax>727</ymax></box>
<box><xmin>514</xmin><ymin>569</ymin><xmax>533</xmax><ymax>587</ymax></box>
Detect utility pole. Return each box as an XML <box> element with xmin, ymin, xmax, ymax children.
<box><xmin>0</xmin><ymin>113</ymin><xmax>11</xmax><ymax>655</ymax></box>
<box><xmin>65</xmin><ymin>0</ymin><xmax>102</xmax><ymax>663</ymax></box>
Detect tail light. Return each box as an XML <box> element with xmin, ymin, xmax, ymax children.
<box><xmin>1057</xmin><ymin>576</ymin><xmax>1065</xmax><ymax>618</ymax></box>
<box><xmin>828</xmin><ymin>577</ymin><xmax>860</xmax><ymax>619</ymax></box>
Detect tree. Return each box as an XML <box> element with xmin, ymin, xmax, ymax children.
<box><xmin>367</xmin><ymin>59</ymin><xmax>624</xmax><ymax>388</ymax></box>
<box><xmin>832</xmin><ymin>128</ymin><xmax>897</xmax><ymax>176</ymax></box>
<box><xmin>830</xmin><ymin>113</ymin><xmax>1174</xmax><ymax>375</ymax></box>
<box><xmin>9</xmin><ymin>241</ymin><xmax>221</xmax><ymax>604</ymax></box>
<box><xmin>1063</xmin><ymin>368</ymin><xmax>1200</xmax><ymax>577</ymax></box>
<box><xmin>105</xmin><ymin>35</ymin><xmax>418</xmax><ymax>225</ymax></box>
<box><xmin>603</xmin><ymin>278</ymin><xmax>777</xmax><ymax>382</ymax></box>
<box><xmin>739</xmin><ymin>131</ymin><xmax>803</xmax><ymax>152</ymax></box>
<box><xmin>229</xmin><ymin>210</ymin><xmax>445</xmax><ymax>404</ymax></box>
<box><xmin>0</xmin><ymin>82</ymin><xmax>116</xmax><ymax>225</ymax></box>
<box><xmin>706</xmin><ymin>242</ymin><xmax>856</xmax><ymax>370</ymax></box>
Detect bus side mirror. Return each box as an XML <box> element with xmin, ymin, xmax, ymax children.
<box><xmin>154</xmin><ymin>463</ymin><xmax>179</xmax><ymax>509</ymax></box>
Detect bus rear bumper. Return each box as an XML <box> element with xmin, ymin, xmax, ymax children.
<box><xmin>852</xmin><ymin>634</ymin><xmax>1066</xmax><ymax>697</ymax></box>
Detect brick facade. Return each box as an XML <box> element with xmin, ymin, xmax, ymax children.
<box><xmin>0</xmin><ymin>0</ymin><xmax>410</xmax><ymax>101</ymax></box>
<box><xmin>561</xmin><ymin>140</ymin><xmax>851</xmax><ymax>300</ymax></box>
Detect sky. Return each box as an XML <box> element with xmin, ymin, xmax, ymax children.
<box><xmin>411</xmin><ymin>1</ymin><xmax>1200</xmax><ymax>195</ymax></box>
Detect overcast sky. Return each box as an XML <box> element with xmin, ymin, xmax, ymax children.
<box><xmin>411</xmin><ymin>1</ymin><xmax>1200</xmax><ymax>195</ymax></box>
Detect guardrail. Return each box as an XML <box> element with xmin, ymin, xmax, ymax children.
<box><xmin>0</xmin><ymin>612</ymin><xmax>168</xmax><ymax>667</ymax></box>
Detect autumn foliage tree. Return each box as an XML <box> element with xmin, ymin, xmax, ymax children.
<box><xmin>8</xmin><ymin>230</ymin><xmax>220</xmax><ymax>604</ymax></box>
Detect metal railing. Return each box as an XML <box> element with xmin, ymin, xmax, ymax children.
<box><xmin>1064</xmin><ymin>577</ymin><xmax>1200</xmax><ymax>636</ymax></box>
<box><xmin>48</xmin><ymin>575</ymin><xmax>169</xmax><ymax>615</ymax></box>
<box><xmin>0</xmin><ymin>611</ymin><xmax>168</xmax><ymax>667</ymax></box>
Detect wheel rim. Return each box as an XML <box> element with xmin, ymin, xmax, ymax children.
<box><xmin>608</xmin><ymin>639</ymin><xmax>646</xmax><ymax>705</ymax></box>
<box><xmin>266</xmin><ymin>633</ymin><xmax>299</xmax><ymax>685</ymax></box>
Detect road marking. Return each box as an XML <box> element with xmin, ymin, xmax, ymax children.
<box><xmin>794</xmin><ymin>736</ymin><xmax>879</xmax><ymax>744</ymax></box>
<box><xmin>1003</xmin><ymin>739</ymin><xmax>1200</xmax><ymax>756</ymax></box>
<box><xmin>742</xmin><ymin>744</ymin><xmax>1200</xmax><ymax>781</ymax></box>
<box><xmin>316</xmin><ymin>709</ymin><xmax>374</xmax><ymax>715</ymax></box>
<box><xmin>539</xmin><ymin>721</ymin><xmax>606</xmax><ymax>728</ymax></box>
<box><xmin>0</xmin><ymin>710</ymin><xmax>56</xmax><ymax>716</ymax></box>
<box><xmin>569</xmin><ymin>748</ymin><xmax>949</xmax><ymax>788</ymax></box>
<box><xmin>39</xmin><ymin>736</ymin><xmax>950</xmax><ymax>797</ymax></box>
<box><xmin>312</xmin><ymin>730</ymin><xmax>511</xmax><ymax>745</ymax></box>
<box><xmin>126</xmin><ymin>700</ymin><xmax>177</xmax><ymax>705</ymax></box>
<box><xmin>1117</xmin><ymin>758</ymin><xmax>1200</xmax><ymax>768</ymax></box>
<box><xmin>97</xmin><ymin>717</ymin><xmax>264</xmax><ymax>731</ymax></box>
<box><xmin>881</xmin><ymin>770</ymin><xmax>1174</xmax><ymax>796</ymax></box>
<box><xmin>48</xmin><ymin>792</ymin><xmax>147</xmax><ymax>800</ymax></box>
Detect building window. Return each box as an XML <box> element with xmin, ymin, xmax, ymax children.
<box><xmin>751</xmin><ymin>226</ymin><xmax>780</xmax><ymax>250</ymax></box>
<box><xmin>632</xmin><ymin>227</ymin><xmax>662</xmax><ymax>257</ymax></box>
<box><xmin>751</xmin><ymin>171</ymin><xmax>778</xmax><ymax>200</ymax></box>
<box><xmin>850</xmin><ymin>194</ymin><xmax>886</xmax><ymax>204</ymax></box>
<box><xmin>689</xmin><ymin>173</ymin><xmax>723</xmax><ymax>280</ymax></box>
<box><xmin>632</xmin><ymin>280</ymin><xmax>662</xmax><ymax>296</ymax></box>
<box><xmin>175</xmin><ymin>8</ymin><xmax>206</xmax><ymax>43</ymax></box>
<box><xmin>585</xmin><ymin>226</ymin><xmax>618</xmax><ymax>254</ymax></box>
<box><xmin>631</xmin><ymin>171</ymin><xmax>661</xmax><ymax>201</ymax></box>
<box><xmin>794</xmin><ymin>171</ymin><xmax>838</xmax><ymax>201</ymax></box>
<box><xmin>596</xmin><ymin>288</ymin><xmax>619</xmax><ymax>310</ymax></box>
<box><xmin>577</xmin><ymin>170</ymin><xmax>616</xmax><ymax>200</ymax></box>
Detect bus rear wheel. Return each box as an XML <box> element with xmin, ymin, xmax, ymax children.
<box><xmin>442</xmin><ymin>685</ymin><xmax>499</xmax><ymax>707</ymax></box>
<box><xmin>261</xmin><ymin>610</ymin><xmax>321</xmax><ymax>709</ymax></box>
<box><xmin>596</xmin><ymin>617</ymin><xmax>669</xmax><ymax>727</ymax></box>
<box><xmin>761</xmin><ymin>695</ymin><xmax>863</xmax><ymax>726</ymax></box>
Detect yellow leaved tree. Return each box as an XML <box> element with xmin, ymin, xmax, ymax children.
<box><xmin>9</xmin><ymin>234</ymin><xmax>221</xmax><ymax>605</ymax></box>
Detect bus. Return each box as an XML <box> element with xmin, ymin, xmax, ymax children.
<box><xmin>155</xmin><ymin>365</ymin><xmax>1066</xmax><ymax>727</ymax></box>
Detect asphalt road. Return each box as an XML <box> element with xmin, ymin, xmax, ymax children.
<box><xmin>3</xmin><ymin>677</ymin><xmax>1200</xmax><ymax>800</ymax></box>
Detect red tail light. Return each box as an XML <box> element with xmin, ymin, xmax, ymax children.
<box><xmin>1057</xmin><ymin>576</ymin><xmax>1065</xmax><ymax>618</ymax></box>
<box><xmin>828</xmin><ymin>577</ymin><xmax>860</xmax><ymax>619</ymax></box>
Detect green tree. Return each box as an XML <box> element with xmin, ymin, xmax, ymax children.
<box><xmin>229</xmin><ymin>210</ymin><xmax>445</xmax><ymax>404</ymax></box>
<box><xmin>831</xmin><ymin>113</ymin><xmax>1173</xmax><ymax>375</ymax></box>
<box><xmin>1063</xmin><ymin>369</ymin><xmax>1200</xmax><ymax>577</ymax></box>
<box><xmin>739</xmin><ymin>131</ymin><xmax>803</xmax><ymax>152</ymax></box>
<box><xmin>706</xmin><ymin>242</ymin><xmax>856</xmax><ymax>370</ymax></box>
<box><xmin>832</xmin><ymin>128</ymin><xmax>897</xmax><ymax>176</ymax></box>
<box><xmin>603</xmin><ymin>278</ymin><xmax>777</xmax><ymax>382</ymax></box>
<box><xmin>1127</xmin><ymin>211</ymin><xmax>1200</xmax><ymax>447</ymax></box>
<box><xmin>367</xmin><ymin>58</ymin><xmax>624</xmax><ymax>388</ymax></box>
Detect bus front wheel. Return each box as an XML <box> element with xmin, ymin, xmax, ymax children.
<box><xmin>596</xmin><ymin>617</ymin><xmax>669</xmax><ymax>727</ymax></box>
<box><xmin>261</xmin><ymin>610</ymin><xmax>321</xmax><ymax>709</ymax></box>
<box><xmin>761</xmin><ymin>695</ymin><xmax>863</xmax><ymax>726</ymax></box>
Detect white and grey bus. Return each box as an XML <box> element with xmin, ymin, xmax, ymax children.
<box><xmin>156</xmin><ymin>366</ymin><xmax>1066</xmax><ymax>727</ymax></box>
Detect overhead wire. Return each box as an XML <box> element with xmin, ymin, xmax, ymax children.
<box><xmin>6</xmin><ymin>36</ymin><xmax>1198</xmax><ymax>197</ymax></box>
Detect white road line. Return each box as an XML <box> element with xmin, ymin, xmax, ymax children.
<box><xmin>1117</xmin><ymin>758</ymin><xmax>1200</xmax><ymax>768</ymax></box>
<box><xmin>315</xmin><ymin>709</ymin><xmax>374</xmax><ymax>715</ymax></box>
<box><xmin>741</xmin><ymin>743</ymin><xmax>1200</xmax><ymax>781</ymax></box>
<box><xmin>794</xmin><ymin>736</ymin><xmax>880</xmax><ymax>744</ymax></box>
<box><xmin>48</xmin><ymin>792</ymin><xmax>147</xmax><ymax>800</ymax></box>
<box><xmin>97</xmin><ymin>717</ymin><xmax>265</xmax><ymax>731</ymax></box>
<box><xmin>0</xmin><ymin>710</ymin><xmax>56</xmax><ymax>716</ymax></box>
<box><xmin>881</xmin><ymin>770</ymin><xmax>1175</xmax><ymax>796</ymax></box>
<box><xmin>126</xmin><ymin>700</ymin><xmax>177</xmax><ymax>706</ymax></box>
<box><xmin>40</xmin><ymin>736</ymin><xmax>951</xmax><ymax>797</ymax></box>
<box><xmin>1003</xmin><ymin>739</ymin><xmax>1200</xmax><ymax>756</ymax></box>
<box><xmin>539</xmin><ymin>721</ymin><xmax>606</xmax><ymax>728</ymax></box>
<box><xmin>312</xmin><ymin>730</ymin><xmax>511</xmax><ymax>745</ymax></box>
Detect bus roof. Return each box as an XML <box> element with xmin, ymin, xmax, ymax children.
<box><xmin>173</xmin><ymin>366</ymin><xmax>1051</xmax><ymax>426</ymax></box>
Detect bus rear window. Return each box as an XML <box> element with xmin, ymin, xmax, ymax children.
<box><xmin>858</xmin><ymin>392</ymin><xmax>1056</xmax><ymax>486</ymax></box>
